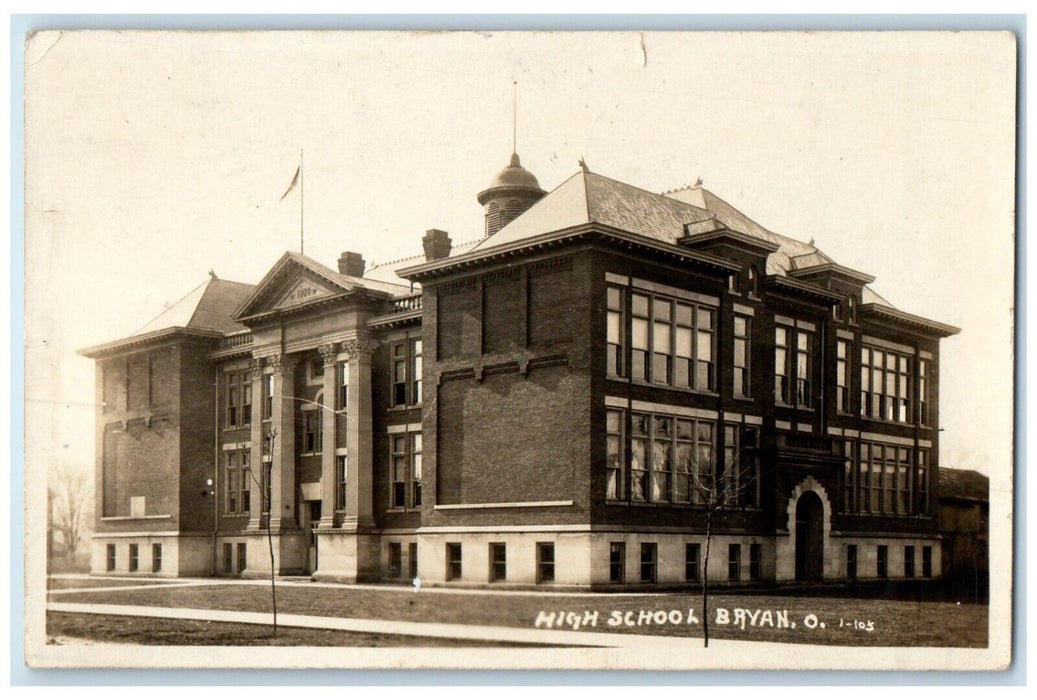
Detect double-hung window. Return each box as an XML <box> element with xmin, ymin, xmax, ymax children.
<box><xmin>775</xmin><ymin>325</ymin><xmax>813</xmax><ymax>408</ymax></box>
<box><xmin>226</xmin><ymin>371</ymin><xmax>251</xmax><ymax>428</ymax></box>
<box><xmin>733</xmin><ymin>314</ymin><xmax>751</xmax><ymax>398</ymax></box>
<box><xmin>225</xmin><ymin>448</ymin><xmax>250</xmax><ymax>515</ymax></box>
<box><xmin>607</xmin><ymin>286</ymin><xmax>625</xmax><ymax>377</ymax></box>
<box><xmin>391</xmin><ymin>338</ymin><xmax>423</xmax><ymax>407</ymax></box>
<box><xmin>918</xmin><ymin>359</ymin><xmax>930</xmax><ymax>425</ymax></box>
<box><xmin>605</xmin><ymin>409</ymin><xmax>624</xmax><ymax>500</ymax></box>
<box><xmin>338</xmin><ymin>361</ymin><xmax>349</xmax><ymax>410</ymax></box>
<box><xmin>390</xmin><ymin>429</ymin><xmax>422</xmax><ymax>509</ymax></box>
<box><xmin>836</xmin><ymin>340</ymin><xmax>850</xmax><ymax>413</ymax></box>
<box><xmin>301</xmin><ymin>409</ymin><xmax>322</xmax><ymax>454</ymax></box>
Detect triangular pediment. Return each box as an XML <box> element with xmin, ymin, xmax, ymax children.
<box><xmin>273</xmin><ymin>276</ymin><xmax>339</xmax><ymax>310</ymax></box>
<box><xmin>234</xmin><ymin>252</ymin><xmax>359</xmax><ymax>321</ymax></box>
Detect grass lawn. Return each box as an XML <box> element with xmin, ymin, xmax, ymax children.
<box><xmin>53</xmin><ymin>581</ymin><xmax>988</xmax><ymax>647</ymax></box>
<box><xmin>46</xmin><ymin>612</ymin><xmax>539</xmax><ymax>647</ymax></box>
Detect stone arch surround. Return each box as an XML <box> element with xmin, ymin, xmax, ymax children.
<box><xmin>774</xmin><ymin>475</ymin><xmax>835</xmax><ymax>582</ymax></box>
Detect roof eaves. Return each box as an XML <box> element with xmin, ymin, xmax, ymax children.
<box><xmin>78</xmin><ymin>326</ymin><xmax>222</xmax><ymax>359</ymax></box>
<box><xmin>861</xmin><ymin>304</ymin><xmax>961</xmax><ymax>337</ymax></box>
<box><xmin>788</xmin><ymin>262</ymin><xmax>876</xmax><ymax>285</ymax></box>
<box><xmin>763</xmin><ymin>275</ymin><xmax>844</xmax><ymax>303</ymax></box>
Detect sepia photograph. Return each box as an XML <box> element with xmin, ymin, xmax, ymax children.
<box><xmin>22</xmin><ymin>28</ymin><xmax>1016</xmax><ymax>671</ymax></box>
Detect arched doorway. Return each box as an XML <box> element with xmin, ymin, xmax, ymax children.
<box><xmin>795</xmin><ymin>491</ymin><xmax>824</xmax><ymax>581</ymax></box>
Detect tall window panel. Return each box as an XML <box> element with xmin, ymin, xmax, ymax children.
<box><xmin>392</xmin><ymin>343</ymin><xmax>408</xmax><ymax>407</ymax></box>
<box><xmin>606</xmin><ymin>286</ymin><xmax>625</xmax><ymax>377</ymax></box>
<box><xmin>631</xmin><ymin>294</ymin><xmax>650</xmax><ymax>381</ymax></box>
<box><xmin>775</xmin><ymin>327</ymin><xmax>790</xmax><ymax>404</ymax></box>
<box><xmin>336</xmin><ymin>454</ymin><xmax>348</xmax><ymax>511</ymax></box>
<box><xmin>411</xmin><ymin>339</ymin><xmax>422</xmax><ymax>404</ymax></box>
<box><xmin>389</xmin><ymin>429</ymin><xmax>422</xmax><ymax>509</ymax></box>
<box><xmin>918</xmin><ymin>359</ymin><xmax>930</xmax><ymax>425</ymax></box>
<box><xmin>338</xmin><ymin>361</ymin><xmax>349</xmax><ymax>409</ymax></box>
<box><xmin>836</xmin><ymin>340</ymin><xmax>850</xmax><ymax>413</ymax></box>
<box><xmin>733</xmin><ymin>314</ymin><xmax>751</xmax><ymax>398</ymax></box>
<box><xmin>916</xmin><ymin>448</ymin><xmax>930</xmax><ymax>514</ymax></box>
<box><xmin>263</xmin><ymin>374</ymin><xmax>273</xmax><ymax>419</ymax></box>
<box><xmin>605</xmin><ymin>409</ymin><xmax>624</xmax><ymax>500</ymax></box>
<box><xmin>794</xmin><ymin>331</ymin><xmax>812</xmax><ymax>406</ymax></box>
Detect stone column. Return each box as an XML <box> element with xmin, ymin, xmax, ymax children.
<box><xmin>269</xmin><ymin>353</ymin><xmax>298</xmax><ymax>531</ymax></box>
<box><xmin>341</xmin><ymin>337</ymin><xmax>378</xmax><ymax>531</ymax></box>
<box><xmin>318</xmin><ymin>342</ymin><xmax>339</xmax><ymax>529</ymax></box>
<box><xmin>246</xmin><ymin>357</ymin><xmax>265</xmax><ymax>531</ymax></box>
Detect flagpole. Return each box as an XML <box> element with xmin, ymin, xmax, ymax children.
<box><xmin>300</xmin><ymin>149</ymin><xmax>304</xmax><ymax>254</ymax></box>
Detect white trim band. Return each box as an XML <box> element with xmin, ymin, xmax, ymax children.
<box><xmin>434</xmin><ymin>500</ymin><xmax>574</xmax><ymax>511</ymax></box>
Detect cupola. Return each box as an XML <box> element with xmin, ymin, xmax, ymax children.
<box><xmin>477</xmin><ymin>152</ymin><xmax>546</xmax><ymax>237</ymax></box>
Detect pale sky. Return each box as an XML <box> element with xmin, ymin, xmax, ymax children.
<box><xmin>24</xmin><ymin>30</ymin><xmax>1016</xmax><ymax>493</ymax></box>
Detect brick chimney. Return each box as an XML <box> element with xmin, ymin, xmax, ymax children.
<box><xmin>337</xmin><ymin>251</ymin><xmax>365</xmax><ymax>277</ymax></box>
<box><xmin>422</xmin><ymin>229</ymin><xmax>452</xmax><ymax>262</ymax></box>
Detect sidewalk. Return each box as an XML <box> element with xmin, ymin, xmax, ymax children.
<box><xmin>49</xmin><ymin>600</ymin><xmax>706</xmax><ymax>648</ymax></box>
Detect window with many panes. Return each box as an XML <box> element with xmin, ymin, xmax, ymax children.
<box><xmin>733</xmin><ymin>314</ymin><xmax>751</xmax><ymax>398</ymax></box>
<box><xmin>836</xmin><ymin>340</ymin><xmax>851</xmax><ymax>413</ymax></box>
<box><xmin>607</xmin><ymin>285</ymin><xmax>625</xmax><ymax>377</ymax></box>
<box><xmin>856</xmin><ymin>442</ymin><xmax>913</xmax><ymax>515</ymax></box>
<box><xmin>629</xmin><ymin>412</ymin><xmax>715</xmax><ymax>505</ymax></box>
<box><xmin>628</xmin><ymin>292</ymin><xmax>716</xmax><ymax>392</ymax></box>
<box><xmin>775</xmin><ymin>326</ymin><xmax>813</xmax><ymax>407</ymax></box>
<box><xmin>391</xmin><ymin>338</ymin><xmax>422</xmax><ymax>407</ymax></box>
<box><xmin>860</xmin><ymin>346</ymin><xmax>912</xmax><ymax>422</ymax></box>
<box><xmin>390</xmin><ymin>430</ymin><xmax>422</xmax><ymax>509</ymax></box>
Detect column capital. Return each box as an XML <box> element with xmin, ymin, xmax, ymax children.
<box><xmin>342</xmin><ymin>338</ymin><xmax>380</xmax><ymax>361</ymax></box>
<box><xmin>248</xmin><ymin>357</ymin><xmax>265</xmax><ymax>374</ymax></box>
<box><xmin>268</xmin><ymin>353</ymin><xmax>298</xmax><ymax>376</ymax></box>
<box><xmin>318</xmin><ymin>342</ymin><xmax>339</xmax><ymax>367</ymax></box>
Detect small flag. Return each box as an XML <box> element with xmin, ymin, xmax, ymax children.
<box><xmin>280</xmin><ymin>165</ymin><xmax>301</xmax><ymax>201</ymax></box>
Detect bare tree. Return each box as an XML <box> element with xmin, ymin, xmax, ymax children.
<box><xmin>49</xmin><ymin>462</ymin><xmax>91</xmax><ymax>568</ymax></box>
<box><xmin>682</xmin><ymin>439</ymin><xmax>760</xmax><ymax>648</ymax></box>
